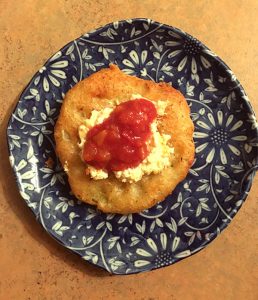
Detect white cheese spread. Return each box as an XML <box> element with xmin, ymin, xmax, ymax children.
<box><xmin>76</xmin><ymin>96</ymin><xmax>174</xmax><ymax>183</ymax></box>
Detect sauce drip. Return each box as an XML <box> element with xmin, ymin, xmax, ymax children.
<box><xmin>83</xmin><ymin>98</ymin><xmax>157</xmax><ymax>171</ymax></box>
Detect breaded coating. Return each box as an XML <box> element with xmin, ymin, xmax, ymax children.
<box><xmin>54</xmin><ymin>65</ymin><xmax>195</xmax><ymax>213</ymax></box>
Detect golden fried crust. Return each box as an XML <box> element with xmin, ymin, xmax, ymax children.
<box><xmin>54</xmin><ymin>65</ymin><xmax>195</xmax><ymax>213</ymax></box>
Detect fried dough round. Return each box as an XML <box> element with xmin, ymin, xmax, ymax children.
<box><xmin>54</xmin><ymin>65</ymin><xmax>195</xmax><ymax>214</ymax></box>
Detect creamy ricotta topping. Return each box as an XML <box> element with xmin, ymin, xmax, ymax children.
<box><xmin>76</xmin><ymin>96</ymin><xmax>174</xmax><ymax>183</ymax></box>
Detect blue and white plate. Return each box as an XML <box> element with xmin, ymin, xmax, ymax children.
<box><xmin>7</xmin><ymin>18</ymin><xmax>258</xmax><ymax>274</ymax></box>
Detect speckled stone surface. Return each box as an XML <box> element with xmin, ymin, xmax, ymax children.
<box><xmin>0</xmin><ymin>1</ymin><xmax>258</xmax><ymax>299</ymax></box>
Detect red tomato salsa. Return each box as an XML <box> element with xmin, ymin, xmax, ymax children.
<box><xmin>83</xmin><ymin>98</ymin><xmax>157</xmax><ymax>171</ymax></box>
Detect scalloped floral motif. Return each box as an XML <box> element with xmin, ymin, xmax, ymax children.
<box><xmin>7</xmin><ymin>18</ymin><xmax>258</xmax><ymax>274</ymax></box>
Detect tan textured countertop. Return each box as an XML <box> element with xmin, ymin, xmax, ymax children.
<box><xmin>0</xmin><ymin>1</ymin><xmax>258</xmax><ymax>299</ymax></box>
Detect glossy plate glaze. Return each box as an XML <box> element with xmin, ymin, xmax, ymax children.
<box><xmin>7</xmin><ymin>18</ymin><xmax>258</xmax><ymax>274</ymax></box>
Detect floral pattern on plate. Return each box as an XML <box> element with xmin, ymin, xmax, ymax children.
<box><xmin>7</xmin><ymin>18</ymin><xmax>258</xmax><ymax>274</ymax></box>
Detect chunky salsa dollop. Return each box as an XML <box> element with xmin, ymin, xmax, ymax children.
<box><xmin>83</xmin><ymin>99</ymin><xmax>157</xmax><ymax>171</ymax></box>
